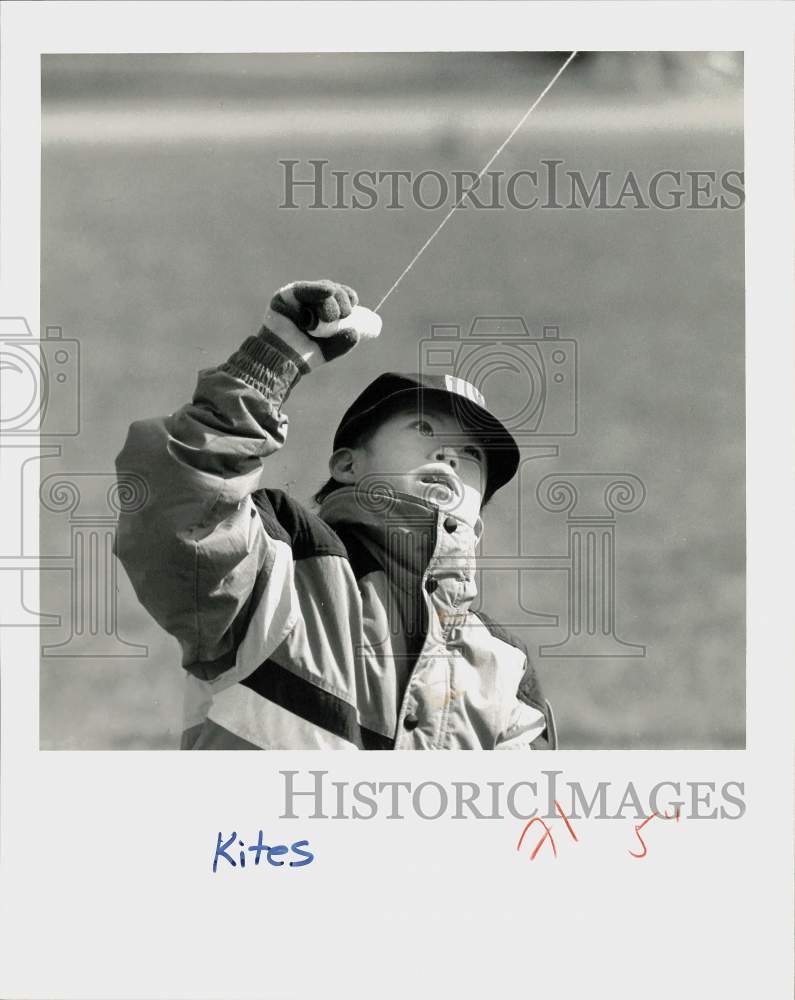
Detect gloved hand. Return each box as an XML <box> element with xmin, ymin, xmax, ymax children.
<box><xmin>263</xmin><ymin>279</ymin><xmax>382</xmax><ymax>370</ymax></box>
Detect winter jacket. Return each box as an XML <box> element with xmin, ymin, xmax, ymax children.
<box><xmin>112</xmin><ymin>328</ymin><xmax>555</xmax><ymax>750</ymax></box>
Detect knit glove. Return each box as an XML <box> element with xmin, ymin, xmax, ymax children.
<box><xmin>263</xmin><ymin>279</ymin><xmax>382</xmax><ymax>371</ymax></box>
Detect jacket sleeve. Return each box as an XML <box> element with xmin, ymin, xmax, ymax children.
<box><xmin>112</xmin><ymin>328</ymin><xmax>309</xmax><ymax>677</ymax></box>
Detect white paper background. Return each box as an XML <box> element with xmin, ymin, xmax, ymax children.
<box><xmin>0</xmin><ymin>3</ymin><xmax>793</xmax><ymax>998</ymax></box>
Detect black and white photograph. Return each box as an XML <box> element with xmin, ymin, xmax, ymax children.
<box><xmin>1</xmin><ymin>4</ymin><xmax>794</xmax><ymax>1000</ymax></box>
<box><xmin>36</xmin><ymin>48</ymin><xmax>746</xmax><ymax>750</ymax></box>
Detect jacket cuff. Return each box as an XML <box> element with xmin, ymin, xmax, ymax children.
<box><xmin>218</xmin><ymin>326</ymin><xmax>310</xmax><ymax>405</ymax></box>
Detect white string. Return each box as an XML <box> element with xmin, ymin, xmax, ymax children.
<box><xmin>374</xmin><ymin>51</ymin><xmax>579</xmax><ymax>314</ymax></box>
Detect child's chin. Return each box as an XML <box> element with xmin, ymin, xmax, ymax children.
<box><xmin>420</xmin><ymin>484</ymin><xmax>456</xmax><ymax>507</ymax></box>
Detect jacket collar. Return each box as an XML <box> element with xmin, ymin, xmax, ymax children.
<box><xmin>318</xmin><ymin>486</ymin><xmax>483</xmax><ymax>600</ymax></box>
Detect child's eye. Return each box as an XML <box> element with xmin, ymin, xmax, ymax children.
<box><xmin>463</xmin><ymin>445</ymin><xmax>484</xmax><ymax>463</ymax></box>
<box><xmin>414</xmin><ymin>420</ymin><xmax>434</xmax><ymax>437</ymax></box>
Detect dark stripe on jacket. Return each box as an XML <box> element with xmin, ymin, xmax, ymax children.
<box><xmin>241</xmin><ymin>658</ymin><xmax>394</xmax><ymax>749</ymax></box>
<box><xmin>330</xmin><ymin>525</ymin><xmax>383</xmax><ymax>580</ymax></box>
<box><xmin>252</xmin><ymin>488</ymin><xmax>349</xmax><ymax>561</ymax></box>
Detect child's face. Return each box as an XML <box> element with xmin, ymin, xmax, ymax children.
<box><xmin>330</xmin><ymin>399</ymin><xmax>487</xmax><ymax>526</ymax></box>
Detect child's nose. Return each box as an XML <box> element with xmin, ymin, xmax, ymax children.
<box><xmin>434</xmin><ymin>445</ymin><xmax>458</xmax><ymax>469</ymax></box>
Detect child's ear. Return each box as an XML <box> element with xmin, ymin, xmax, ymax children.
<box><xmin>328</xmin><ymin>447</ymin><xmax>357</xmax><ymax>485</ymax></box>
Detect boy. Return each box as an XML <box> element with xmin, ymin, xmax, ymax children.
<box><xmin>113</xmin><ymin>279</ymin><xmax>556</xmax><ymax>750</ymax></box>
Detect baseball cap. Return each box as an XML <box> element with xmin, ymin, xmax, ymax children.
<box><xmin>332</xmin><ymin>372</ymin><xmax>520</xmax><ymax>502</ymax></box>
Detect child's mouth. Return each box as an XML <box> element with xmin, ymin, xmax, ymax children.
<box><xmin>415</xmin><ymin>469</ymin><xmax>463</xmax><ymax>507</ymax></box>
<box><xmin>419</xmin><ymin>472</ymin><xmax>454</xmax><ymax>489</ymax></box>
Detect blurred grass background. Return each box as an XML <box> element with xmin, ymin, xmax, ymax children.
<box><xmin>40</xmin><ymin>52</ymin><xmax>744</xmax><ymax>749</ymax></box>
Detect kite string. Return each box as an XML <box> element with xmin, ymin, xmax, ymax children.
<box><xmin>374</xmin><ymin>51</ymin><xmax>579</xmax><ymax>314</ymax></box>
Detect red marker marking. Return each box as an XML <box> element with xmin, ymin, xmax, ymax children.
<box><xmin>517</xmin><ymin>817</ymin><xmax>558</xmax><ymax>860</ymax></box>
<box><xmin>516</xmin><ymin>802</ymin><xmax>577</xmax><ymax>860</ymax></box>
<box><xmin>555</xmin><ymin>800</ymin><xmax>579</xmax><ymax>842</ymax></box>
<box><xmin>628</xmin><ymin>808</ymin><xmax>681</xmax><ymax>859</ymax></box>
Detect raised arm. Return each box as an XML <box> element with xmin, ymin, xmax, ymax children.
<box><xmin>112</xmin><ymin>280</ymin><xmax>381</xmax><ymax>675</ymax></box>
